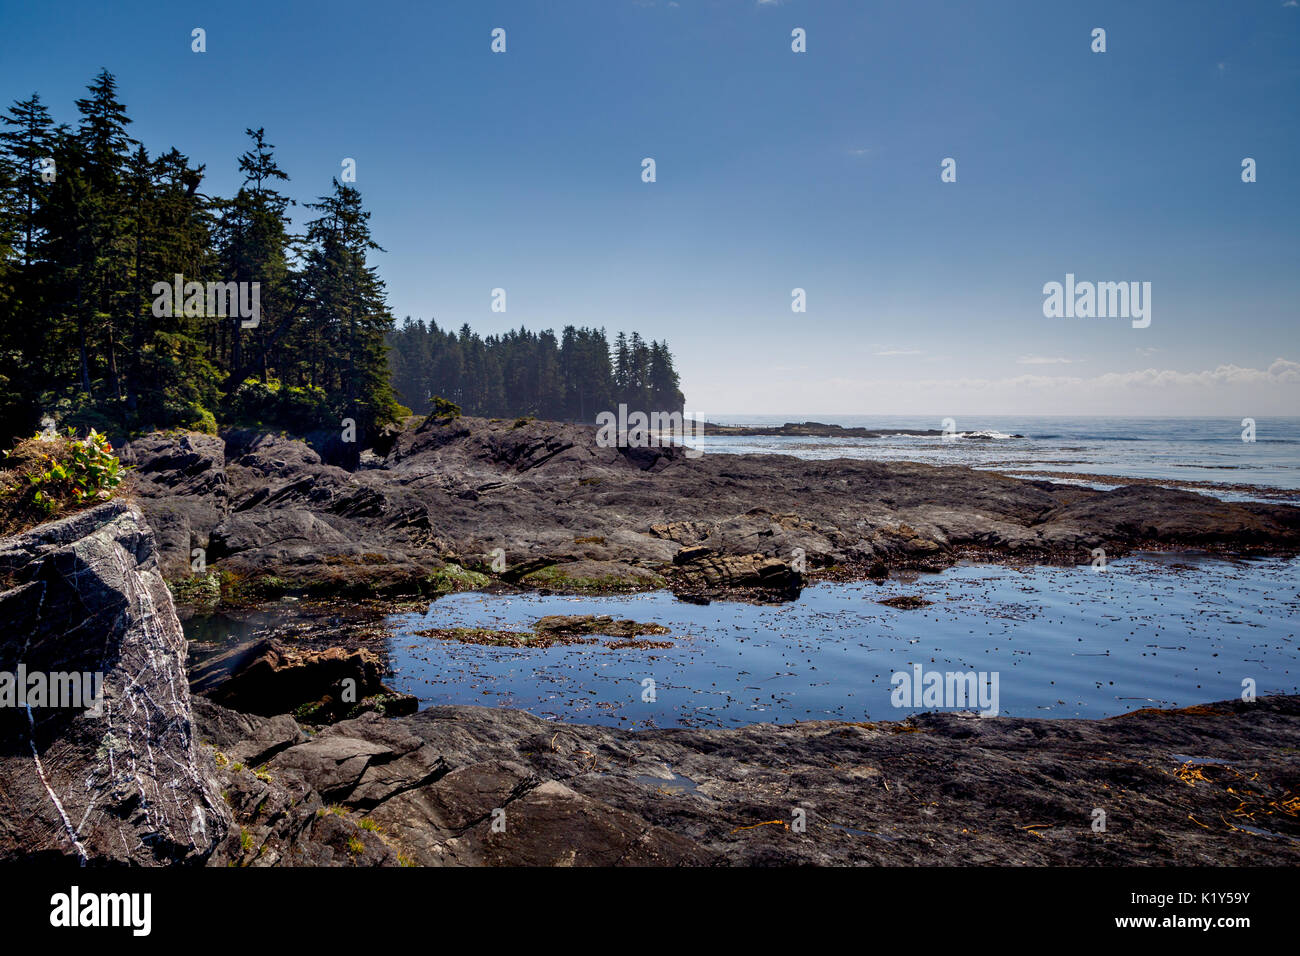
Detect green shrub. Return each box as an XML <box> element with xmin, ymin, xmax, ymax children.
<box><xmin>224</xmin><ymin>378</ymin><xmax>333</xmax><ymax>433</ymax></box>
<box><xmin>0</xmin><ymin>429</ymin><xmax>124</xmax><ymax>533</ymax></box>
<box><xmin>429</xmin><ymin>395</ymin><xmax>461</xmax><ymax>420</ymax></box>
<box><xmin>179</xmin><ymin>405</ymin><xmax>219</xmax><ymax>435</ymax></box>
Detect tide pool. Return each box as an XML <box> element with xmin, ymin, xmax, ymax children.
<box><xmin>384</xmin><ymin>553</ymin><xmax>1299</xmax><ymax>728</ymax></box>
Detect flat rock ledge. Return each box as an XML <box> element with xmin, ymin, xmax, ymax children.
<box><xmin>197</xmin><ymin>694</ymin><xmax>1300</xmax><ymax>867</ymax></box>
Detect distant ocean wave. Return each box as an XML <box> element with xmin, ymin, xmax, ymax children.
<box><xmin>955</xmin><ymin>430</ymin><xmax>1016</xmax><ymax>440</ymax></box>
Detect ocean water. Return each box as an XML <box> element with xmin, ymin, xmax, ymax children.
<box><xmin>384</xmin><ymin>553</ymin><xmax>1299</xmax><ymax>728</ymax></box>
<box><xmin>692</xmin><ymin>416</ymin><xmax>1300</xmax><ymax>495</ymax></box>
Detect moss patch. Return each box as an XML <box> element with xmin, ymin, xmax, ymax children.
<box><xmin>521</xmin><ymin>563</ymin><xmax>664</xmax><ymax>593</ymax></box>
<box><xmin>415</xmin><ymin>615</ymin><xmax>673</xmax><ymax>650</ymax></box>
<box><xmin>167</xmin><ymin>570</ymin><xmax>222</xmax><ymax>610</ymax></box>
<box><xmin>422</xmin><ymin>563</ymin><xmax>491</xmax><ymax>594</ymax></box>
<box><xmin>534</xmin><ymin>614</ymin><xmax>670</xmax><ymax>639</ymax></box>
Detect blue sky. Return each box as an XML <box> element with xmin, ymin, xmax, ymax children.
<box><xmin>1</xmin><ymin>0</ymin><xmax>1297</xmax><ymax>416</ymax></box>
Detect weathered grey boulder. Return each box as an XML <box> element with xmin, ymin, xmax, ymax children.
<box><xmin>0</xmin><ymin>501</ymin><xmax>229</xmax><ymax>864</ymax></box>
<box><xmin>119</xmin><ymin>431</ymin><xmax>228</xmax><ymax>578</ymax></box>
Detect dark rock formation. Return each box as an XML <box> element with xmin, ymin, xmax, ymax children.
<box><xmin>118</xmin><ymin>431</ymin><xmax>228</xmax><ymax>578</ymax></box>
<box><xmin>669</xmin><ymin>548</ymin><xmax>801</xmax><ymax>596</ymax></box>
<box><xmin>121</xmin><ymin>417</ymin><xmax>1300</xmax><ymax>605</ymax></box>
<box><xmin>698</xmin><ymin>421</ymin><xmax>1026</xmax><ymax>439</ymax></box>
<box><xmin>198</xmin><ymin>694</ymin><xmax>1300</xmax><ymax>866</ymax></box>
<box><xmin>0</xmin><ymin>502</ymin><xmax>229</xmax><ymax>864</ymax></box>
<box><xmin>190</xmin><ymin>638</ymin><xmax>417</xmax><ymax>723</ymax></box>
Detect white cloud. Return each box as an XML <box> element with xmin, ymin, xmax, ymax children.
<box><xmin>914</xmin><ymin>358</ymin><xmax>1300</xmax><ymax>391</ymax></box>
<box><xmin>691</xmin><ymin>358</ymin><xmax>1300</xmax><ymax>416</ymax></box>
<box><xmin>1016</xmin><ymin>355</ymin><xmax>1078</xmax><ymax>365</ymax></box>
<box><xmin>875</xmin><ymin>348</ymin><xmax>923</xmax><ymax>356</ymax></box>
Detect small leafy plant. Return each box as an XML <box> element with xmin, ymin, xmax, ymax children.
<box><xmin>23</xmin><ymin>430</ymin><xmax>122</xmax><ymax>512</ymax></box>
<box><xmin>1</xmin><ymin>428</ymin><xmax>125</xmax><ymax>534</ymax></box>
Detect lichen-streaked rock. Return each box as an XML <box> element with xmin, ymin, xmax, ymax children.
<box><xmin>0</xmin><ymin>501</ymin><xmax>229</xmax><ymax>864</ymax></box>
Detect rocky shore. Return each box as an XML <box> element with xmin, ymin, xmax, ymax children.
<box><xmin>2</xmin><ymin>417</ymin><xmax>1298</xmax><ymax>866</ymax></box>
<box><xmin>120</xmin><ymin>414</ymin><xmax>1300</xmax><ymax>606</ymax></box>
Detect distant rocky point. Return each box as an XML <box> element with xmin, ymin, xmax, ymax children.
<box><xmin>701</xmin><ymin>421</ymin><xmax>939</xmax><ymax>437</ymax></box>
<box><xmin>698</xmin><ymin>421</ymin><xmax>1023</xmax><ymax>439</ymax></box>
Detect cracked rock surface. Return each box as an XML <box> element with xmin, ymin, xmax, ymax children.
<box><xmin>0</xmin><ymin>501</ymin><xmax>229</xmax><ymax>864</ymax></box>
<box><xmin>123</xmin><ymin>416</ymin><xmax>1300</xmax><ymax>602</ymax></box>
<box><xmin>198</xmin><ymin>695</ymin><xmax>1300</xmax><ymax>867</ymax></box>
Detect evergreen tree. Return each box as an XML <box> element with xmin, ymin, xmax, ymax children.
<box><xmin>214</xmin><ymin>128</ymin><xmax>293</xmax><ymax>387</ymax></box>
<box><xmin>299</xmin><ymin>178</ymin><xmax>398</xmax><ymax>439</ymax></box>
<box><xmin>0</xmin><ymin>72</ymin><xmax>403</xmax><ymax>445</ymax></box>
<box><xmin>70</xmin><ymin>69</ymin><xmax>135</xmax><ymax>402</ymax></box>
<box><xmin>126</xmin><ymin>145</ymin><xmax>220</xmax><ymax>429</ymax></box>
<box><xmin>0</xmin><ymin>93</ymin><xmax>53</xmax><ymax>268</ymax></box>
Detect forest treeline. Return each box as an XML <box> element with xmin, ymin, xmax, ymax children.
<box><xmin>386</xmin><ymin>320</ymin><xmax>684</xmax><ymax>422</ymax></box>
<box><xmin>0</xmin><ymin>70</ymin><xmax>396</xmax><ymax>447</ymax></box>
<box><xmin>0</xmin><ymin>70</ymin><xmax>685</xmax><ymax>447</ymax></box>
